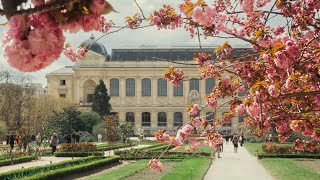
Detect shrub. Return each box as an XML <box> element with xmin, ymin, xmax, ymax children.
<box><xmin>258</xmin><ymin>154</ymin><xmax>320</xmax><ymax>159</ymax></box>
<box><xmin>114</xmin><ymin>150</ymin><xmax>211</xmax><ymax>160</ymax></box>
<box><xmin>80</xmin><ymin>131</ymin><xmax>96</xmax><ymax>142</ymax></box>
<box><xmin>261</xmin><ymin>142</ymin><xmax>320</xmax><ymax>155</ymax></box>
<box><xmin>59</xmin><ymin>142</ymin><xmax>96</xmax><ymax>152</ymax></box>
<box><xmin>0</xmin><ymin>156</ymin><xmax>33</xmax><ymax>167</ymax></box>
<box><xmin>25</xmin><ymin>156</ymin><xmax>120</xmax><ymax>180</ymax></box>
<box><xmin>54</xmin><ymin>151</ymin><xmax>104</xmax><ymax>157</ymax></box>
<box><xmin>0</xmin><ymin>156</ymin><xmax>102</xmax><ymax>180</ymax></box>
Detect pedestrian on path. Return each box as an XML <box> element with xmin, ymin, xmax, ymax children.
<box><xmin>240</xmin><ymin>135</ymin><xmax>245</xmax><ymax>146</ymax></box>
<box><xmin>98</xmin><ymin>133</ymin><xmax>102</xmax><ymax>143</ymax></box>
<box><xmin>36</xmin><ymin>133</ymin><xmax>42</xmax><ymax>147</ymax></box>
<box><xmin>50</xmin><ymin>133</ymin><xmax>58</xmax><ymax>155</ymax></box>
<box><xmin>232</xmin><ymin>135</ymin><xmax>239</xmax><ymax>153</ymax></box>
<box><xmin>217</xmin><ymin>135</ymin><xmax>223</xmax><ymax>158</ymax></box>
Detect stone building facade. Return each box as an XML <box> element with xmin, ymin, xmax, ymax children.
<box><xmin>46</xmin><ymin>37</ymin><xmax>246</xmax><ymax>135</ymax></box>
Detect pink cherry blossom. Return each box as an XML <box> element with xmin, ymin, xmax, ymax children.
<box><xmin>236</xmin><ymin>104</ymin><xmax>246</xmax><ymax>114</ymax></box>
<box><xmin>205</xmin><ymin>94</ymin><xmax>217</xmax><ymax>108</ymax></box>
<box><xmin>148</xmin><ymin>159</ymin><xmax>163</xmax><ymax>172</ymax></box>
<box><xmin>188</xmin><ymin>137</ymin><xmax>198</xmax><ymax>143</ymax></box>
<box><xmin>80</xmin><ymin>14</ymin><xmax>100</xmax><ymax>32</ymax></box>
<box><xmin>267</xmin><ymin>85</ymin><xmax>280</xmax><ymax>98</ymax></box>
<box><xmin>172</xmin><ymin>137</ymin><xmax>183</xmax><ymax>146</ymax></box>
<box><xmin>62</xmin><ymin>21</ymin><xmax>82</xmax><ymax>33</ymax></box>
<box><xmin>182</xmin><ymin>124</ymin><xmax>193</xmax><ymax>135</ymax></box>
<box><xmin>193</xmin><ymin>117</ymin><xmax>205</xmax><ymax>127</ymax></box>
<box><xmin>246</xmin><ymin>102</ymin><xmax>260</xmax><ymax>118</ymax></box>
<box><xmin>90</xmin><ymin>0</ymin><xmax>106</xmax><ymax>14</ymax></box>
<box><xmin>187</xmin><ymin>104</ymin><xmax>201</xmax><ymax>116</ymax></box>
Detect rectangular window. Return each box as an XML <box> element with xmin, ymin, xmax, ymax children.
<box><xmin>59</xmin><ymin>94</ymin><xmax>66</xmax><ymax>98</ymax></box>
<box><xmin>238</xmin><ymin>84</ymin><xmax>248</xmax><ymax>96</ymax></box>
<box><xmin>87</xmin><ymin>94</ymin><xmax>94</xmax><ymax>103</ymax></box>
<box><xmin>173</xmin><ymin>81</ymin><xmax>183</xmax><ymax>96</ymax></box>
<box><xmin>60</xmin><ymin>80</ymin><xmax>66</xmax><ymax>86</ymax></box>
<box><xmin>110</xmin><ymin>79</ymin><xmax>119</xmax><ymax>96</ymax></box>
<box><xmin>189</xmin><ymin>78</ymin><xmax>199</xmax><ymax>92</ymax></box>
<box><xmin>126</xmin><ymin>79</ymin><xmax>135</xmax><ymax>96</ymax></box>
<box><xmin>205</xmin><ymin>78</ymin><xmax>215</xmax><ymax>94</ymax></box>
<box><xmin>141</xmin><ymin>78</ymin><xmax>151</xmax><ymax>96</ymax></box>
<box><xmin>157</xmin><ymin>79</ymin><xmax>167</xmax><ymax>96</ymax></box>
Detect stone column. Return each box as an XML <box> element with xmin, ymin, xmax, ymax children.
<box><xmin>120</xmin><ymin>76</ymin><xmax>125</xmax><ymax>106</ymax></box>
<box><xmin>152</xmin><ymin>76</ymin><xmax>157</xmax><ymax>105</ymax></box>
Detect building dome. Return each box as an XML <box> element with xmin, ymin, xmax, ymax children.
<box><xmin>80</xmin><ymin>36</ymin><xmax>108</xmax><ymax>57</ymax></box>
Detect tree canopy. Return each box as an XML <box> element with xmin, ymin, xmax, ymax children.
<box><xmin>92</xmin><ymin>80</ymin><xmax>112</xmax><ymax>117</ymax></box>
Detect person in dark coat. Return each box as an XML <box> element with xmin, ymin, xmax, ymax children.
<box><xmin>9</xmin><ymin>134</ymin><xmax>15</xmax><ymax>149</ymax></box>
<box><xmin>50</xmin><ymin>133</ymin><xmax>58</xmax><ymax>155</ymax></box>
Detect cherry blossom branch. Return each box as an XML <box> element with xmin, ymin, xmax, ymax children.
<box><xmin>265</xmin><ymin>0</ymin><xmax>278</xmax><ymax>25</ymax></box>
<box><xmin>133</xmin><ymin>0</ymin><xmax>146</xmax><ymax>19</ymax></box>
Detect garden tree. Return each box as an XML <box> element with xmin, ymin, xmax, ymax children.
<box><xmin>78</xmin><ymin>111</ymin><xmax>103</xmax><ymax>133</ymax></box>
<box><xmin>0</xmin><ymin>120</ymin><xmax>8</xmax><ymax>139</ymax></box>
<box><xmin>92</xmin><ymin>122</ymin><xmax>106</xmax><ymax>141</ymax></box>
<box><xmin>119</xmin><ymin>123</ymin><xmax>133</xmax><ymax>143</ymax></box>
<box><xmin>92</xmin><ymin>80</ymin><xmax>112</xmax><ymax>117</ymax></box>
<box><xmin>2</xmin><ymin>0</ymin><xmax>320</xmax><ymax>171</ymax></box>
<box><xmin>104</xmin><ymin>114</ymin><xmax>120</xmax><ymax>143</ymax></box>
<box><xmin>46</xmin><ymin>106</ymin><xmax>82</xmax><ymax>136</ymax></box>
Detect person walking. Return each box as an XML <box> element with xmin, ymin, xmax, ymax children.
<box><xmin>36</xmin><ymin>133</ymin><xmax>42</xmax><ymax>147</ymax></box>
<box><xmin>50</xmin><ymin>133</ymin><xmax>58</xmax><ymax>155</ymax></box>
<box><xmin>9</xmin><ymin>134</ymin><xmax>15</xmax><ymax>150</ymax></box>
<box><xmin>217</xmin><ymin>135</ymin><xmax>224</xmax><ymax>158</ymax></box>
<box><xmin>240</xmin><ymin>135</ymin><xmax>245</xmax><ymax>146</ymax></box>
<box><xmin>232</xmin><ymin>135</ymin><xmax>239</xmax><ymax>153</ymax></box>
<box><xmin>31</xmin><ymin>134</ymin><xmax>36</xmax><ymax>147</ymax></box>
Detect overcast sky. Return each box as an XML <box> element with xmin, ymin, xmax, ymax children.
<box><xmin>0</xmin><ymin>0</ymin><xmax>277</xmax><ymax>87</ymax></box>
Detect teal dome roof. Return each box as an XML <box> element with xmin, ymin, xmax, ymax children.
<box><xmin>80</xmin><ymin>36</ymin><xmax>108</xmax><ymax>57</ymax></box>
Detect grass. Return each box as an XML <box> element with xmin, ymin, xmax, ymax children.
<box><xmin>261</xmin><ymin>158</ymin><xmax>320</xmax><ymax>180</ymax></box>
<box><xmin>161</xmin><ymin>158</ymin><xmax>212</xmax><ymax>180</ymax></box>
<box><xmin>89</xmin><ymin>160</ymin><xmax>149</xmax><ymax>180</ymax></box>
<box><xmin>244</xmin><ymin>143</ymin><xmax>320</xmax><ymax>180</ymax></box>
<box><xmin>244</xmin><ymin>142</ymin><xmax>262</xmax><ymax>156</ymax></box>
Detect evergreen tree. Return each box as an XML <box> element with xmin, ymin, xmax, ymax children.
<box><xmin>92</xmin><ymin>80</ymin><xmax>112</xmax><ymax>117</ymax></box>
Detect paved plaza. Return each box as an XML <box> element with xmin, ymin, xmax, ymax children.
<box><xmin>204</xmin><ymin>143</ymin><xmax>273</xmax><ymax>180</ymax></box>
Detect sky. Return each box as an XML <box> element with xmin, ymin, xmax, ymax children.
<box><xmin>0</xmin><ymin>0</ymin><xmax>277</xmax><ymax>87</ymax></box>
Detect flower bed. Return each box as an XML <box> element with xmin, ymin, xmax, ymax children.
<box><xmin>96</xmin><ymin>143</ymin><xmax>136</xmax><ymax>151</ymax></box>
<box><xmin>258</xmin><ymin>154</ymin><xmax>320</xmax><ymax>159</ymax></box>
<box><xmin>54</xmin><ymin>151</ymin><xmax>104</xmax><ymax>157</ymax></box>
<box><xmin>0</xmin><ymin>156</ymin><xmax>34</xmax><ymax>167</ymax></box>
<box><xmin>0</xmin><ymin>156</ymin><xmax>102</xmax><ymax>180</ymax></box>
<box><xmin>22</xmin><ymin>156</ymin><xmax>120</xmax><ymax>180</ymax></box>
<box><xmin>59</xmin><ymin>142</ymin><xmax>96</xmax><ymax>152</ymax></box>
<box><xmin>115</xmin><ymin>150</ymin><xmax>211</xmax><ymax>160</ymax></box>
<box><xmin>261</xmin><ymin>142</ymin><xmax>320</xmax><ymax>155</ymax></box>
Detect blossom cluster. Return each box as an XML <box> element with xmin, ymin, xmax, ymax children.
<box><xmin>164</xmin><ymin>66</ymin><xmax>184</xmax><ymax>86</ymax></box>
<box><xmin>147</xmin><ymin>5</ymin><xmax>183</xmax><ymax>30</ymax></box>
<box><xmin>3</xmin><ymin>0</ymin><xmax>113</xmax><ymax>72</ymax></box>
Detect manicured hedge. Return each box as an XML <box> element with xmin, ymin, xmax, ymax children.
<box><xmin>0</xmin><ymin>156</ymin><xmax>34</xmax><ymax>167</ymax></box>
<box><xmin>0</xmin><ymin>156</ymin><xmax>102</xmax><ymax>180</ymax></box>
<box><xmin>96</xmin><ymin>144</ymin><xmax>136</xmax><ymax>151</ymax></box>
<box><xmin>258</xmin><ymin>154</ymin><xmax>320</xmax><ymax>159</ymax></box>
<box><xmin>54</xmin><ymin>151</ymin><xmax>104</xmax><ymax>157</ymax></box>
<box><xmin>25</xmin><ymin>156</ymin><xmax>120</xmax><ymax>180</ymax></box>
<box><xmin>115</xmin><ymin>150</ymin><xmax>211</xmax><ymax>160</ymax></box>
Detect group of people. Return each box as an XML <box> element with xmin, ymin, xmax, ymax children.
<box><xmin>6</xmin><ymin>132</ymin><xmax>42</xmax><ymax>151</ymax></box>
<box><xmin>216</xmin><ymin>133</ymin><xmax>246</xmax><ymax>158</ymax></box>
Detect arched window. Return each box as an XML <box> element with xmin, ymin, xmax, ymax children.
<box><xmin>173</xmin><ymin>81</ymin><xmax>183</xmax><ymax>96</ymax></box>
<box><xmin>126</xmin><ymin>112</ymin><xmax>135</xmax><ymax>125</ymax></box>
<box><xmin>206</xmin><ymin>112</ymin><xmax>215</xmax><ymax>121</ymax></box>
<box><xmin>189</xmin><ymin>78</ymin><xmax>199</xmax><ymax>92</ymax></box>
<box><xmin>158</xmin><ymin>112</ymin><xmax>167</xmax><ymax>126</ymax></box>
<box><xmin>126</xmin><ymin>78</ymin><xmax>135</xmax><ymax>96</ymax></box>
<box><xmin>142</xmin><ymin>112</ymin><xmax>151</xmax><ymax>126</ymax></box>
<box><xmin>157</xmin><ymin>78</ymin><xmax>167</xmax><ymax>96</ymax></box>
<box><xmin>110</xmin><ymin>78</ymin><xmax>119</xmax><ymax>96</ymax></box>
<box><xmin>205</xmin><ymin>78</ymin><xmax>215</xmax><ymax>94</ymax></box>
<box><xmin>141</xmin><ymin>78</ymin><xmax>151</xmax><ymax>96</ymax></box>
<box><xmin>174</xmin><ymin>112</ymin><xmax>183</xmax><ymax>126</ymax></box>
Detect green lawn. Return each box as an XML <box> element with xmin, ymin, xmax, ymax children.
<box><xmin>261</xmin><ymin>158</ymin><xmax>320</xmax><ymax>180</ymax></box>
<box><xmin>244</xmin><ymin>142</ymin><xmax>262</xmax><ymax>156</ymax></box>
<box><xmin>161</xmin><ymin>158</ymin><xmax>212</xmax><ymax>180</ymax></box>
<box><xmin>244</xmin><ymin>143</ymin><xmax>320</xmax><ymax>180</ymax></box>
<box><xmin>89</xmin><ymin>160</ymin><xmax>149</xmax><ymax>180</ymax></box>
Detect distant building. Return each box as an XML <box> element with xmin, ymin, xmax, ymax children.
<box><xmin>22</xmin><ymin>83</ymin><xmax>47</xmax><ymax>95</ymax></box>
<box><xmin>46</xmin><ymin>36</ymin><xmax>248</xmax><ymax>135</ymax></box>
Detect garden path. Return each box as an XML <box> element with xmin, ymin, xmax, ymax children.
<box><xmin>0</xmin><ymin>156</ymin><xmax>77</xmax><ymax>173</ymax></box>
<box><xmin>204</xmin><ymin>142</ymin><xmax>273</xmax><ymax>180</ymax></box>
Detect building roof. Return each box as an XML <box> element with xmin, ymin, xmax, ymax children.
<box><xmin>80</xmin><ymin>36</ymin><xmax>108</xmax><ymax>57</ymax></box>
<box><xmin>46</xmin><ymin>67</ymin><xmax>74</xmax><ymax>76</ymax></box>
<box><xmin>110</xmin><ymin>48</ymin><xmax>251</xmax><ymax>61</ymax></box>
